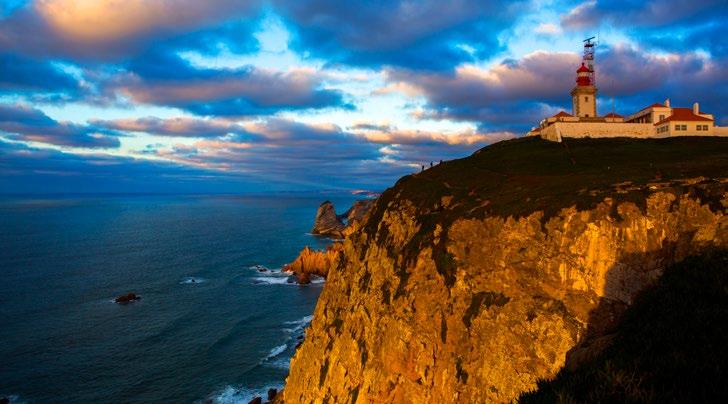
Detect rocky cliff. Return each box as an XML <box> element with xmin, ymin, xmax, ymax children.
<box><xmin>281</xmin><ymin>137</ymin><xmax>728</xmax><ymax>403</ymax></box>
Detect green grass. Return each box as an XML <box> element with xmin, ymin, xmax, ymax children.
<box><xmin>519</xmin><ymin>250</ymin><xmax>728</xmax><ymax>403</ymax></box>
<box><xmin>360</xmin><ymin>136</ymin><xmax>728</xmax><ymax>288</ymax></box>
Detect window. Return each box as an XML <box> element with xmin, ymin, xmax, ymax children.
<box><xmin>675</xmin><ymin>125</ymin><xmax>682</xmax><ymax>131</ymax></box>
<box><xmin>703</xmin><ymin>125</ymin><xmax>709</xmax><ymax>130</ymax></box>
<box><xmin>585</xmin><ymin>96</ymin><xmax>589</xmax><ymax>102</ymax></box>
<box><xmin>697</xmin><ymin>125</ymin><xmax>703</xmax><ymax>131</ymax></box>
<box><xmin>585</xmin><ymin>114</ymin><xmax>589</xmax><ymax>117</ymax></box>
<box><xmin>659</xmin><ymin>114</ymin><xmax>665</xmax><ymax>121</ymax></box>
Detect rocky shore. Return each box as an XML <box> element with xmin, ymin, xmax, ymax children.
<box><xmin>284</xmin><ymin>199</ymin><xmax>375</xmax><ymax>284</ymax></box>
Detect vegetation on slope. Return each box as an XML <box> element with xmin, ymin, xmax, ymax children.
<box><xmin>520</xmin><ymin>250</ymin><xmax>728</xmax><ymax>403</ymax></box>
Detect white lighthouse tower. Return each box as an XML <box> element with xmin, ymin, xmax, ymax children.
<box><xmin>571</xmin><ymin>37</ymin><xmax>598</xmax><ymax>118</ymax></box>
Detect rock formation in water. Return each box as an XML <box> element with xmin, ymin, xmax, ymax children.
<box><xmin>311</xmin><ymin>201</ymin><xmax>346</xmax><ymax>238</ymax></box>
<box><xmin>114</xmin><ymin>293</ymin><xmax>140</xmax><ymax>304</ymax></box>
<box><xmin>280</xmin><ymin>137</ymin><xmax>728</xmax><ymax>402</ymax></box>
<box><xmin>311</xmin><ymin>199</ymin><xmax>376</xmax><ymax>238</ymax></box>
<box><xmin>286</xmin><ymin>199</ymin><xmax>375</xmax><ymax>283</ymax></box>
<box><xmin>283</xmin><ymin>243</ymin><xmax>344</xmax><ymax>284</ymax></box>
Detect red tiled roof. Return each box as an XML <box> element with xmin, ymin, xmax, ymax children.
<box><xmin>552</xmin><ymin>111</ymin><xmax>573</xmax><ymax>118</ymax></box>
<box><xmin>654</xmin><ymin>108</ymin><xmax>714</xmax><ymax>125</ymax></box>
<box><xmin>604</xmin><ymin>112</ymin><xmax>623</xmax><ymax>118</ymax></box>
<box><xmin>635</xmin><ymin>103</ymin><xmax>666</xmax><ymax>113</ymax></box>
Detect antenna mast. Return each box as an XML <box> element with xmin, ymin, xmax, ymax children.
<box><xmin>583</xmin><ymin>36</ymin><xmax>596</xmax><ymax>86</ymax></box>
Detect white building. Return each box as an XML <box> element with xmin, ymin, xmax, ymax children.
<box><xmin>527</xmin><ymin>39</ymin><xmax>727</xmax><ymax>142</ymax></box>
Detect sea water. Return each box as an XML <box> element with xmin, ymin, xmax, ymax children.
<box><xmin>0</xmin><ymin>193</ymin><xmax>358</xmax><ymax>403</ymax></box>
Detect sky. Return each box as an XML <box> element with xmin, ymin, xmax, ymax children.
<box><xmin>1</xmin><ymin>0</ymin><xmax>726</xmax><ymax>193</ymax></box>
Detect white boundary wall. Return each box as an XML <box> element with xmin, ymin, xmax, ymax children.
<box><xmin>540</xmin><ymin>122</ymin><xmax>654</xmax><ymax>142</ymax></box>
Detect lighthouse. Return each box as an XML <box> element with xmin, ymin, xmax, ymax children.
<box><xmin>570</xmin><ymin>37</ymin><xmax>597</xmax><ymax>118</ymax></box>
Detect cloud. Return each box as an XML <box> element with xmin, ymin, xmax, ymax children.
<box><xmin>350</xmin><ymin>123</ymin><xmax>515</xmax><ymax>147</ymax></box>
<box><xmin>92</xmin><ymin>116</ymin><xmax>258</xmax><ymax>139</ymax></box>
<box><xmin>104</xmin><ymin>116</ymin><xmax>504</xmax><ymax>187</ymax></box>
<box><xmin>383</xmin><ymin>45</ymin><xmax>727</xmax><ymax>130</ymax></box>
<box><xmin>0</xmin><ymin>53</ymin><xmax>80</xmax><ymax>94</ymax></box>
<box><xmin>561</xmin><ymin>0</ymin><xmax>726</xmax><ymax>30</ymax></box>
<box><xmin>534</xmin><ymin>23</ymin><xmax>561</xmax><ymax>36</ymax></box>
<box><xmin>0</xmin><ymin>103</ymin><xmax>120</xmax><ymax>148</ymax></box>
<box><xmin>0</xmin><ymin>139</ymin><xmax>277</xmax><ymax>193</ymax></box>
<box><xmin>274</xmin><ymin>0</ymin><xmax>525</xmax><ymax>70</ymax></box>
<box><xmin>0</xmin><ymin>0</ymin><xmax>262</xmax><ymax>60</ymax></box>
<box><xmin>107</xmin><ymin>52</ymin><xmax>351</xmax><ymax>116</ymax></box>
<box><xmin>350</xmin><ymin>124</ymin><xmax>516</xmax><ymax>167</ymax></box>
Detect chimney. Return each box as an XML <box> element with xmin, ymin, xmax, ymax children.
<box><xmin>693</xmin><ymin>102</ymin><xmax>699</xmax><ymax>115</ymax></box>
<box><xmin>664</xmin><ymin>98</ymin><xmax>670</xmax><ymax>108</ymax></box>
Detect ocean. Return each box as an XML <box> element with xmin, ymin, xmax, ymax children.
<box><xmin>0</xmin><ymin>193</ymin><xmax>358</xmax><ymax>403</ymax></box>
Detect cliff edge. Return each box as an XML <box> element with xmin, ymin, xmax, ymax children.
<box><xmin>281</xmin><ymin>137</ymin><xmax>728</xmax><ymax>402</ymax></box>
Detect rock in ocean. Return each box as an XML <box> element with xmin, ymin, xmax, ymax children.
<box><xmin>114</xmin><ymin>293</ymin><xmax>140</xmax><ymax>304</ymax></box>
<box><xmin>311</xmin><ymin>201</ymin><xmax>346</xmax><ymax>238</ymax></box>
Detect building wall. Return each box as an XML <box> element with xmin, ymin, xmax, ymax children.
<box><xmin>571</xmin><ymin>87</ymin><xmax>597</xmax><ymax>118</ymax></box>
<box><xmin>626</xmin><ymin>106</ymin><xmax>671</xmax><ymax>123</ymax></box>
<box><xmin>713</xmin><ymin>126</ymin><xmax>728</xmax><ymax>137</ymax></box>
<box><xmin>664</xmin><ymin>121</ymin><xmax>714</xmax><ymax>136</ymax></box>
<box><xmin>540</xmin><ymin>122</ymin><xmax>654</xmax><ymax>142</ymax></box>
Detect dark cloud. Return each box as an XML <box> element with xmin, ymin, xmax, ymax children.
<box><xmin>387</xmin><ymin>45</ymin><xmax>727</xmax><ymax>130</ymax></box>
<box><xmin>0</xmin><ymin>104</ymin><xmax>120</xmax><ymax>148</ymax></box>
<box><xmin>0</xmin><ymin>139</ymin><xmax>273</xmax><ymax>194</ymax></box>
<box><xmin>103</xmin><ymin>51</ymin><xmax>352</xmax><ymax>116</ymax></box>
<box><xmin>0</xmin><ymin>53</ymin><xmax>79</xmax><ymax>94</ymax></box>
<box><xmin>274</xmin><ymin>0</ymin><xmax>526</xmax><ymax>70</ymax></box>
<box><xmin>560</xmin><ymin>1</ymin><xmax>728</xmax><ymax>59</ymax></box>
<box><xmin>561</xmin><ymin>0</ymin><xmax>725</xmax><ymax>30</ymax></box>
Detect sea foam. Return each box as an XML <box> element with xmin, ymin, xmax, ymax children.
<box><xmin>266</xmin><ymin>344</ymin><xmax>287</xmax><ymax>359</ymax></box>
<box><xmin>206</xmin><ymin>384</ymin><xmax>283</xmax><ymax>404</ymax></box>
<box><xmin>180</xmin><ymin>277</ymin><xmax>206</xmax><ymax>284</ymax></box>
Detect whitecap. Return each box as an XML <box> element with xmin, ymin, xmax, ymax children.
<box><xmin>205</xmin><ymin>384</ymin><xmax>283</xmax><ymax>404</ymax></box>
<box><xmin>180</xmin><ymin>277</ymin><xmax>206</xmax><ymax>284</ymax></box>
<box><xmin>267</xmin><ymin>357</ymin><xmax>291</xmax><ymax>369</ymax></box>
<box><xmin>309</xmin><ymin>275</ymin><xmax>325</xmax><ymax>284</ymax></box>
<box><xmin>0</xmin><ymin>395</ymin><xmax>25</xmax><ymax>404</ymax></box>
<box><xmin>266</xmin><ymin>344</ymin><xmax>287</xmax><ymax>359</ymax></box>
<box><xmin>251</xmin><ymin>276</ymin><xmax>295</xmax><ymax>285</ymax></box>
<box><xmin>282</xmin><ymin>315</ymin><xmax>314</xmax><ymax>334</ymax></box>
<box><xmin>248</xmin><ymin>264</ymin><xmax>269</xmax><ymax>272</ymax></box>
<box><xmin>284</xmin><ymin>315</ymin><xmax>314</xmax><ymax>326</ymax></box>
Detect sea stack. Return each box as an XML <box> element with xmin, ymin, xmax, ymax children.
<box><xmin>311</xmin><ymin>201</ymin><xmax>346</xmax><ymax>238</ymax></box>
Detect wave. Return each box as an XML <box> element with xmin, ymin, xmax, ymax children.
<box><xmin>266</xmin><ymin>344</ymin><xmax>287</xmax><ymax>360</ymax></box>
<box><xmin>251</xmin><ymin>276</ymin><xmax>295</xmax><ymax>285</ymax></box>
<box><xmin>0</xmin><ymin>395</ymin><xmax>25</xmax><ymax>404</ymax></box>
<box><xmin>303</xmin><ymin>232</ymin><xmax>343</xmax><ymax>241</ymax></box>
<box><xmin>267</xmin><ymin>357</ymin><xmax>291</xmax><ymax>369</ymax></box>
<box><xmin>205</xmin><ymin>384</ymin><xmax>283</xmax><ymax>404</ymax></box>
<box><xmin>283</xmin><ymin>315</ymin><xmax>313</xmax><ymax>331</ymax></box>
<box><xmin>180</xmin><ymin>277</ymin><xmax>206</xmax><ymax>284</ymax></box>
